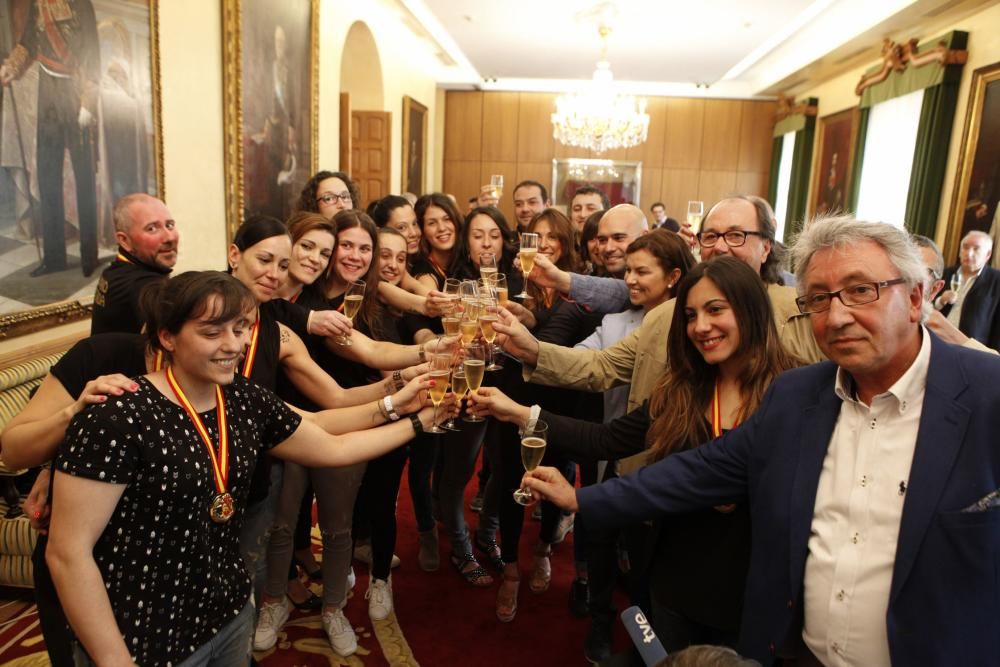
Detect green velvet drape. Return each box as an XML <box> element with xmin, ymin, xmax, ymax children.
<box><xmin>767</xmin><ymin>136</ymin><xmax>783</xmax><ymax>208</ymax></box>
<box><xmin>784</xmin><ymin>116</ymin><xmax>817</xmax><ymax>242</ymax></box>
<box><xmin>846</xmin><ymin>107</ymin><xmax>870</xmax><ymax>215</ymax></box>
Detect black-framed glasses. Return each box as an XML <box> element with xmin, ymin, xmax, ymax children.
<box><xmin>926</xmin><ymin>267</ymin><xmax>941</xmax><ymax>281</ymax></box>
<box><xmin>795</xmin><ymin>278</ymin><xmax>907</xmax><ymax>314</ymax></box>
<box><xmin>697</xmin><ymin>230</ymin><xmax>763</xmax><ymax>248</ymax></box>
<box><xmin>317</xmin><ymin>192</ymin><xmax>352</xmax><ymax>205</ymax></box>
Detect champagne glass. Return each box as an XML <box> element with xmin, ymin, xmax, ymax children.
<box><xmin>442</xmin><ymin>365</ymin><xmax>467</xmax><ymax>431</ymax></box>
<box><xmin>687</xmin><ymin>201</ymin><xmax>704</xmax><ymax>234</ymax></box>
<box><xmin>441</xmin><ymin>279</ymin><xmax>462</xmax><ymax>336</ymax></box>
<box><xmin>336</xmin><ymin>280</ymin><xmax>365</xmax><ymax>346</ymax></box>
<box><xmin>950</xmin><ymin>272</ymin><xmax>962</xmax><ymax>294</ymax></box>
<box><xmin>513</xmin><ymin>419</ymin><xmax>548</xmax><ymax>505</ymax></box>
<box><xmin>490</xmin><ymin>174</ymin><xmax>504</xmax><ymax>200</ymax></box>
<box><xmin>516</xmin><ymin>233</ymin><xmax>538</xmax><ymax>298</ymax></box>
<box><xmin>462</xmin><ymin>343</ymin><xmax>486</xmax><ymax>423</ymax></box>
<box><xmin>479</xmin><ymin>253</ymin><xmax>499</xmax><ymax>285</ymax></box>
<box><xmin>426</xmin><ymin>352</ymin><xmax>452</xmax><ymax>434</ymax></box>
<box><xmin>493</xmin><ymin>274</ymin><xmax>509</xmax><ymax>307</ymax></box>
<box><xmin>479</xmin><ymin>297</ymin><xmax>502</xmax><ymax>371</ymax></box>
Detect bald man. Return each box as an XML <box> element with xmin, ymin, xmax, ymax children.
<box><xmin>91</xmin><ymin>194</ymin><xmax>179</xmax><ymax>334</ymax></box>
<box><xmin>936</xmin><ymin>230</ymin><xmax>1000</xmax><ymax>350</ymax></box>
<box><xmin>597</xmin><ymin>204</ymin><xmax>649</xmax><ymax>277</ymax></box>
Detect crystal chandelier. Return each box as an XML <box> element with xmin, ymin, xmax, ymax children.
<box><xmin>552</xmin><ymin>25</ymin><xmax>649</xmax><ymax>154</ymax></box>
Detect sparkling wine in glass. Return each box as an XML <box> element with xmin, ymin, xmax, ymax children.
<box><xmin>490</xmin><ymin>174</ymin><xmax>504</xmax><ymax>200</ymax></box>
<box><xmin>442</xmin><ymin>367</ymin><xmax>467</xmax><ymax>431</ymax></box>
<box><xmin>479</xmin><ymin>253</ymin><xmax>499</xmax><ymax>285</ymax></box>
<box><xmin>479</xmin><ymin>298</ymin><xmax>501</xmax><ymax>371</ymax></box>
<box><xmin>462</xmin><ymin>343</ymin><xmax>486</xmax><ymax>423</ymax></box>
<box><xmin>336</xmin><ymin>280</ymin><xmax>365</xmax><ymax>346</ymax></box>
<box><xmin>950</xmin><ymin>272</ymin><xmax>961</xmax><ymax>294</ymax></box>
<box><xmin>493</xmin><ymin>274</ymin><xmax>509</xmax><ymax>307</ymax></box>
<box><xmin>687</xmin><ymin>201</ymin><xmax>704</xmax><ymax>234</ymax></box>
<box><xmin>513</xmin><ymin>419</ymin><xmax>548</xmax><ymax>505</ymax></box>
<box><xmin>516</xmin><ymin>233</ymin><xmax>538</xmax><ymax>298</ymax></box>
<box><xmin>426</xmin><ymin>352</ymin><xmax>452</xmax><ymax>434</ymax></box>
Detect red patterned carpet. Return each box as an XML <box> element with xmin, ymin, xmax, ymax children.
<box><xmin>0</xmin><ymin>458</ymin><xmax>629</xmax><ymax>666</ymax></box>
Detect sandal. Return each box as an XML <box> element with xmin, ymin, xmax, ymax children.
<box><xmin>475</xmin><ymin>536</ymin><xmax>505</xmax><ymax>571</ymax></box>
<box><xmin>450</xmin><ymin>553</ymin><xmax>494</xmax><ymax>587</ymax></box>
<box><xmin>497</xmin><ymin>565</ymin><xmax>520</xmax><ymax>623</ymax></box>
<box><xmin>293</xmin><ymin>555</ymin><xmax>322</xmax><ymax>581</ymax></box>
<box><xmin>529</xmin><ymin>554</ymin><xmax>551</xmax><ymax>593</ymax></box>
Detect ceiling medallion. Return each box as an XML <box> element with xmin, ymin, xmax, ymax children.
<box><xmin>551</xmin><ymin>24</ymin><xmax>649</xmax><ymax>154</ymax></box>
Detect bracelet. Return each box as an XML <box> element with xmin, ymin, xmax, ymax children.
<box><xmin>383</xmin><ymin>395</ymin><xmax>401</xmax><ymax>421</ymax></box>
<box><xmin>392</xmin><ymin>369</ymin><xmax>405</xmax><ymax>390</ymax></box>
<box><xmin>376</xmin><ymin>399</ymin><xmax>389</xmax><ymax>421</ymax></box>
<box><xmin>418</xmin><ymin>347</ymin><xmax>426</xmax><ymax>363</ymax></box>
<box><xmin>408</xmin><ymin>413</ymin><xmax>424</xmax><ymax>434</ymax></box>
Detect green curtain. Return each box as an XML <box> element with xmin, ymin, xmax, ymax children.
<box><xmin>784</xmin><ymin>112</ymin><xmax>817</xmax><ymax>241</ymax></box>
<box><xmin>903</xmin><ymin>33</ymin><xmax>966</xmax><ymax>236</ymax></box>
<box><xmin>846</xmin><ymin>108</ymin><xmax>870</xmax><ymax>214</ymax></box>
<box><xmin>767</xmin><ymin>136</ymin><xmax>783</xmax><ymax>207</ymax></box>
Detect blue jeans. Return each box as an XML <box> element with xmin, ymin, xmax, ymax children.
<box><xmin>407</xmin><ymin>432</ymin><xmax>437</xmax><ymax>532</ymax></box>
<box><xmin>72</xmin><ymin>602</ymin><xmax>253</xmax><ymax>667</ymax></box>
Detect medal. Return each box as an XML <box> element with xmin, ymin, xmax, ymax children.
<box><xmin>165</xmin><ymin>367</ymin><xmax>234</xmax><ymax>524</ymax></box>
<box><xmin>209</xmin><ymin>492</ymin><xmax>235</xmax><ymax>523</ymax></box>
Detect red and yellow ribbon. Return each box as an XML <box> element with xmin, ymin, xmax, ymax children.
<box><xmin>241</xmin><ymin>312</ymin><xmax>261</xmax><ymax>379</ymax></box>
<box><xmin>165</xmin><ymin>366</ymin><xmax>229</xmax><ymax>495</ymax></box>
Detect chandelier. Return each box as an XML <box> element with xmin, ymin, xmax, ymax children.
<box><xmin>551</xmin><ymin>25</ymin><xmax>649</xmax><ymax>154</ymax></box>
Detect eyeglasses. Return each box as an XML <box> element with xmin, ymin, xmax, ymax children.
<box><xmin>317</xmin><ymin>192</ymin><xmax>352</xmax><ymax>206</ymax></box>
<box><xmin>697</xmin><ymin>230</ymin><xmax>763</xmax><ymax>248</ymax></box>
<box><xmin>926</xmin><ymin>267</ymin><xmax>941</xmax><ymax>281</ymax></box>
<box><xmin>795</xmin><ymin>278</ymin><xmax>907</xmax><ymax>314</ymax></box>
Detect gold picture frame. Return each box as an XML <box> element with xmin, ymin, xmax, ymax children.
<box><xmin>222</xmin><ymin>0</ymin><xmax>320</xmax><ymax>241</ymax></box>
<box><xmin>945</xmin><ymin>61</ymin><xmax>1000</xmax><ymax>261</ymax></box>
<box><xmin>402</xmin><ymin>96</ymin><xmax>428</xmax><ymax>195</ymax></box>
<box><xmin>809</xmin><ymin>107</ymin><xmax>858</xmax><ymax>218</ymax></box>
<box><xmin>0</xmin><ymin>0</ymin><xmax>164</xmax><ymax>340</ymax></box>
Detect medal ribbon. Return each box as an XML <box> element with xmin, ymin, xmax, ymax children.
<box><xmin>165</xmin><ymin>366</ymin><xmax>229</xmax><ymax>494</ymax></box>
<box><xmin>711</xmin><ymin>380</ymin><xmax>742</xmax><ymax>438</ymax></box>
<box><xmin>427</xmin><ymin>255</ymin><xmax>447</xmax><ymax>283</ymax></box>
<box><xmin>153</xmin><ymin>350</ymin><xmax>165</xmax><ymax>371</ymax></box>
<box><xmin>241</xmin><ymin>310</ymin><xmax>261</xmax><ymax>378</ymax></box>
<box><xmin>116</xmin><ymin>252</ymin><xmax>132</xmax><ymax>264</ymax></box>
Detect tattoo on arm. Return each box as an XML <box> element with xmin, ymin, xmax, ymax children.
<box><xmin>280</xmin><ymin>328</ymin><xmax>291</xmax><ymax>344</ymax></box>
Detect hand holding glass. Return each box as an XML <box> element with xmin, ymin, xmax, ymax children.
<box><xmin>336</xmin><ymin>280</ymin><xmax>365</xmax><ymax>346</ymax></box>
<box><xmin>513</xmin><ymin>420</ymin><xmax>548</xmax><ymax>505</ymax></box>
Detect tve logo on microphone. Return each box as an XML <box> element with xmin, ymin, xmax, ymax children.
<box><xmin>621</xmin><ymin>605</ymin><xmax>667</xmax><ymax>665</ymax></box>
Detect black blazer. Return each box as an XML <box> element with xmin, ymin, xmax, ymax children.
<box><xmin>940</xmin><ymin>265</ymin><xmax>1000</xmax><ymax>350</ymax></box>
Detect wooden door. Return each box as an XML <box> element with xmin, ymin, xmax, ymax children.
<box><xmin>340</xmin><ymin>93</ymin><xmax>351</xmax><ymax>172</ymax></box>
<box><xmin>351</xmin><ymin>111</ymin><xmax>390</xmax><ymax>207</ymax></box>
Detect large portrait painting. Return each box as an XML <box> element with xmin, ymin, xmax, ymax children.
<box><xmin>223</xmin><ymin>0</ymin><xmax>317</xmax><ymax>240</ymax></box>
<box><xmin>810</xmin><ymin>107</ymin><xmax>857</xmax><ymax>217</ymax></box>
<box><xmin>0</xmin><ymin>0</ymin><xmax>162</xmax><ymax>327</ymax></box>
<box><xmin>947</xmin><ymin>61</ymin><xmax>1000</xmax><ymax>264</ymax></box>
<box><xmin>401</xmin><ymin>95</ymin><xmax>426</xmax><ymax>196</ymax></box>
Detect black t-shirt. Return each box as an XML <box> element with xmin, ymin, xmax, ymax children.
<box><xmin>51</xmin><ymin>333</ymin><xmax>149</xmax><ymax>397</ymax></box>
<box><xmin>58</xmin><ymin>374</ymin><xmax>302</xmax><ymax>665</ymax></box>
<box><xmin>90</xmin><ymin>248</ymin><xmax>170</xmax><ymax>335</ymax></box>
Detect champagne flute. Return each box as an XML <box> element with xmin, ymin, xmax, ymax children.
<box><xmin>490</xmin><ymin>174</ymin><xmax>504</xmax><ymax>200</ymax></box>
<box><xmin>950</xmin><ymin>272</ymin><xmax>961</xmax><ymax>294</ymax></box>
<box><xmin>479</xmin><ymin>253</ymin><xmax>499</xmax><ymax>285</ymax></box>
<box><xmin>479</xmin><ymin>297</ymin><xmax>501</xmax><ymax>371</ymax></box>
<box><xmin>687</xmin><ymin>201</ymin><xmax>704</xmax><ymax>234</ymax></box>
<box><xmin>426</xmin><ymin>352</ymin><xmax>452</xmax><ymax>434</ymax></box>
<box><xmin>513</xmin><ymin>420</ymin><xmax>548</xmax><ymax>505</ymax></box>
<box><xmin>516</xmin><ymin>233</ymin><xmax>538</xmax><ymax>298</ymax></box>
<box><xmin>442</xmin><ymin>366</ymin><xmax>467</xmax><ymax>431</ymax></box>
<box><xmin>336</xmin><ymin>280</ymin><xmax>365</xmax><ymax>346</ymax></box>
<box><xmin>462</xmin><ymin>343</ymin><xmax>486</xmax><ymax>423</ymax></box>
<box><xmin>493</xmin><ymin>274</ymin><xmax>509</xmax><ymax>307</ymax></box>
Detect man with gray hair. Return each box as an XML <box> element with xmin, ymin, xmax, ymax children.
<box><xmin>91</xmin><ymin>193</ymin><xmax>179</xmax><ymax>334</ymax></box>
<box><xmin>524</xmin><ymin>215</ymin><xmax>1000</xmax><ymax>666</ymax></box>
<box><xmin>934</xmin><ymin>230</ymin><xmax>1000</xmax><ymax>350</ymax></box>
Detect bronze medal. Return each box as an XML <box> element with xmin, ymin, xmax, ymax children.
<box><xmin>209</xmin><ymin>492</ymin><xmax>235</xmax><ymax>523</ymax></box>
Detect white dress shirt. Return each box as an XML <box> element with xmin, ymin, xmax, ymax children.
<box><xmin>803</xmin><ymin>330</ymin><xmax>931</xmax><ymax>666</ymax></box>
<box><xmin>944</xmin><ymin>266</ymin><xmax>982</xmax><ymax>327</ymax></box>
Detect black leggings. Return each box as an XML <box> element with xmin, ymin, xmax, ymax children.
<box><xmin>354</xmin><ymin>443</ymin><xmax>411</xmax><ymax>580</ymax></box>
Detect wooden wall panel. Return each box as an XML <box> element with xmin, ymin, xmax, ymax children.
<box><xmin>481</xmin><ymin>93</ymin><xmax>520</xmax><ymax>162</ymax></box>
<box><xmin>698</xmin><ymin>170</ymin><xmax>739</xmax><ymax>207</ymax></box>
<box><xmin>663</xmin><ymin>98</ymin><xmax>704</xmax><ymax>168</ymax></box>
<box><xmin>481</xmin><ymin>161</ymin><xmax>518</xmax><ymax>222</ymax></box>
<box><xmin>444</xmin><ymin>91</ymin><xmax>483</xmax><ymax>162</ymax></box>
<box><xmin>626</xmin><ymin>97</ymin><xmax>667</xmax><ymax>167</ymax></box>
<box><xmin>736</xmin><ymin>171</ymin><xmax>768</xmax><ymax>198</ymax></box>
<box><xmin>443</xmin><ymin>160</ymin><xmax>483</xmax><ymax>209</ymax></box>
<box><xmin>738</xmin><ymin>101</ymin><xmax>776</xmax><ymax>174</ymax></box>
<box><xmin>701</xmin><ymin>100</ymin><xmax>743</xmax><ymax>171</ymax></box>
<box><xmin>661</xmin><ymin>169</ymin><xmax>701</xmax><ymax>221</ymax></box>
<box><xmin>515</xmin><ymin>162</ymin><xmax>553</xmax><ymax>200</ymax></box>
<box><xmin>517</xmin><ymin>93</ymin><xmax>556</xmax><ymax>163</ymax></box>
<box><xmin>640</xmin><ymin>167</ymin><xmax>663</xmax><ymax>216</ymax></box>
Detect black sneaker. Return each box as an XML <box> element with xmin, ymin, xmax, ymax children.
<box><xmin>568</xmin><ymin>577</ymin><xmax>590</xmax><ymax>618</ymax></box>
<box><xmin>584</xmin><ymin>618</ymin><xmax>613</xmax><ymax>664</ymax></box>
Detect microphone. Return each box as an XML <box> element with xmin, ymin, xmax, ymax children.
<box><xmin>621</xmin><ymin>605</ymin><xmax>668</xmax><ymax>666</ymax></box>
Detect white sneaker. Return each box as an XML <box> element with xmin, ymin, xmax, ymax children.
<box><xmin>322</xmin><ymin>608</ymin><xmax>358</xmax><ymax>656</ymax></box>
<box><xmin>253</xmin><ymin>598</ymin><xmax>290</xmax><ymax>651</ymax></box>
<box><xmin>366</xmin><ymin>576</ymin><xmax>393</xmax><ymax>621</ymax></box>
<box><xmin>347</xmin><ymin>566</ymin><xmax>356</xmax><ymax>591</ymax></box>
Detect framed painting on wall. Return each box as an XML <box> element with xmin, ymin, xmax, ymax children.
<box><xmin>946</xmin><ymin>61</ymin><xmax>1000</xmax><ymax>263</ymax></box>
<box><xmin>0</xmin><ymin>0</ymin><xmax>164</xmax><ymax>337</ymax></box>
<box><xmin>222</xmin><ymin>0</ymin><xmax>318</xmax><ymax>240</ymax></box>
<box><xmin>809</xmin><ymin>107</ymin><xmax>857</xmax><ymax>217</ymax></box>
<box><xmin>402</xmin><ymin>95</ymin><xmax>427</xmax><ymax>196</ymax></box>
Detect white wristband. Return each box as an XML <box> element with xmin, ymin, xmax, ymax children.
<box><xmin>522</xmin><ymin>404</ymin><xmax>541</xmax><ymax>434</ymax></box>
<box><xmin>383</xmin><ymin>395</ymin><xmax>401</xmax><ymax>421</ymax></box>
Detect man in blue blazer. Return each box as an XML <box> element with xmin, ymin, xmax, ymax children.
<box><xmin>937</xmin><ymin>230</ymin><xmax>1000</xmax><ymax>351</ymax></box>
<box><xmin>525</xmin><ymin>217</ymin><xmax>1000</xmax><ymax>666</ymax></box>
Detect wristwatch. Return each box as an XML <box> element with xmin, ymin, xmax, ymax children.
<box><xmin>409</xmin><ymin>413</ymin><xmax>424</xmax><ymax>434</ymax></box>
<box><xmin>383</xmin><ymin>395</ymin><xmax>401</xmax><ymax>421</ymax></box>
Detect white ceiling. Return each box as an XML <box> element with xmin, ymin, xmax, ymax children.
<box><xmin>398</xmin><ymin>0</ymin><xmax>996</xmax><ymax>98</ymax></box>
